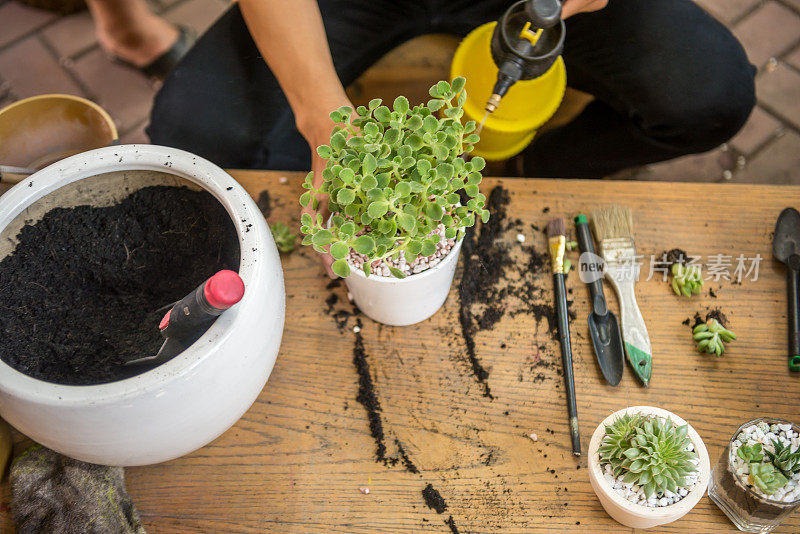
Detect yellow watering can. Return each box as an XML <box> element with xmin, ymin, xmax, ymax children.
<box><xmin>451</xmin><ymin>0</ymin><xmax>567</xmax><ymax>161</ymax></box>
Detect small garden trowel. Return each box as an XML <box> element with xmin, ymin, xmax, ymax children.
<box><xmin>125</xmin><ymin>270</ymin><xmax>245</xmax><ymax>368</ymax></box>
<box><xmin>575</xmin><ymin>215</ymin><xmax>624</xmax><ymax>386</ymax></box>
<box><xmin>772</xmin><ymin>207</ymin><xmax>800</xmax><ymax>371</ymax></box>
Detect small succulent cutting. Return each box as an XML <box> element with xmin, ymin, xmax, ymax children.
<box><xmin>671</xmin><ymin>262</ymin><xmax>703</xmax><ymax>297</ymax></box>
<box><xmin>599</xmin><ymin>413</ymin><xmax>698</xmax><ymax>499</ymax></box>
<box><xmin>299</xmin><ymin>77</ymin><xmax>488</xmax><ymax>278</ymax></box>
<box><xmin>693</xmin><ymin>318</ymin><xmax>736</xmax><ymax>356</ymax></box>
<box><xmin>749</xmin><ymin>462</ymin><xmax>789</xmax><ymax>495</ymax></box>
<box><xmin>270</xmin><ymin>222</ymin><xmax>297</xmax><ymax>253</ymax></box>
<box><xmin>737</xmin><ymin>443</ymin><xmax>764</xmax><ymax>463</ymax></box>
<box><xmin>766</xmin><ymin>439</ymin><xmax>800</xmax><ymax>478</ymax></box>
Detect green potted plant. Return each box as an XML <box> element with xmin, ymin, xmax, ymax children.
<box><xmin>587</xmin><ymin>406</ymin><xmax>710</xmax><ymax>529</ymax></box>
<box><xmin>300</xmin><ymin>77</ymin><xmax>488</xmax><ymax>325</ymax></box>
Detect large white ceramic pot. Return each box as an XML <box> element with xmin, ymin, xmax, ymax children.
<box><xmin>587</xmin><ymin>406</ymin><xmax>711</xmax><ymax>529</ymax></box>
<box><xmin>344</xmin><ymin>236</ymin><xmax>463</xmax><ymax>326</ymax></box>
<box><xmin>0</xmin><ymin>144</ymin><xmax>285</xmax><ymax>466</ymax></box>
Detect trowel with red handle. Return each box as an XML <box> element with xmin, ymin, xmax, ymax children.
<box><xmin>125</xmin><ymin>270</ymin><xmax>245</xmax><ymax>368</ymax></box>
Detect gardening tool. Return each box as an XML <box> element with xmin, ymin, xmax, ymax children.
<box><xmin>591</xmin><ymin>206</ymin><xmax>652</xmax><ymax>386</ymax></box>
<box><xmin>772</xmin><ymin>207</ymin><xmax>800</xmax><ymax>372</ymax></box>
<box><xmin>450</xmin><ymin>1</ymin><xmax>566</xmax><ymax>160</ymax></box>
<box><xmin>125</xmin><ymin>270</ymin><xmax>245</xmax><ymax>368</ymax></box>
<box><xmin>547</xmin><ymin>217</ymin><xmax>581</xmax><ymax>456</ymax></box>
<box><xmin>574</xmin><ymin>214</ymin><xmax>625</xmax><ymax>386</ymax></box>
<box><xmin>0</xmin><ymin>165</ymin><xmax>37</xmax><ymax>185</ymax></box>
<box><xmin>0</xmin><ymin>94</ymin><xmax>117</xmax><ymax>186</ymax></box>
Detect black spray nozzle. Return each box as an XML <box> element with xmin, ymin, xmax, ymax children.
<box><xmin>487</xmin><ymin>59</ymin><xmax>523</xmax><ymax>111</ymax></box>
<box><xmin>487</xmin><ymin>0</ymin><xmax>565</xmax><ymax>112</ymax></box>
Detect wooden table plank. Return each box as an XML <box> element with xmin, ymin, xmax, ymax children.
<box><xmin>3</xmin><ymin>172</ymin><xmax>800</xmax><ymax>533</ymax></box>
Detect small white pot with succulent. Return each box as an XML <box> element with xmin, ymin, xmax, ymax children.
<box><xmin>587</xmin><ymin>406</ymin><xmax>711</xmax><ymax>529</ymax></box>
<box><xmin>300</xmin><ymin>77</ymin><xmax>489</xmax><ymax>326</ymax></box>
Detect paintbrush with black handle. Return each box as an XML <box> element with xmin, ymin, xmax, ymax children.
<box><xmin>547</xmin><ymin>217</ymin><xmax>581</xmax><ymax>456</ymax></box>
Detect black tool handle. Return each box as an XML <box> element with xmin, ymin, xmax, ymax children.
<box><xmin>575</xmin><ymin>218</ymin><xmax>608</xmax><ymax>317</ymax></box>
<box><xmin>160</xmin><ymin>270</ymin><xmax>244</xmax><ymax>342</ymax></box>
<box><xmin>788</xmin><ymin>255</ymin><xmax>800</xmax><ymax>371</ymax></box>
<box><xmin>160</xmin><ymin>282</ymin><xmax>221</xmax><ymax>341</ymax></box>
<box><xmin>553</xmin><ymin>272</ymin><xmax>581</xmax><ymax>455</ymax></box>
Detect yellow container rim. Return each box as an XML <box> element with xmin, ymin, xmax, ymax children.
<box><xmin>0</xmin><ymin>94</ymin><xmax>118</xmax><ymax>140</ymax></box>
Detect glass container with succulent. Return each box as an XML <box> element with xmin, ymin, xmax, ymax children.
<box><xmin>708</xmin><ymin>418</ymin><xmax>800</xmax><ymax>533</ymax></box>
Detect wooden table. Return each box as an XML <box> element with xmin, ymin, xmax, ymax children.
<box><xmin>3</xmin><ymin>172</ymin><xmax>800</xmax><ymax>533</ymax></box>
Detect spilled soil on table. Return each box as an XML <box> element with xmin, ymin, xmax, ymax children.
<box><xmin>659</xmin><ymin>248</ymin><xmax>690</xmax><ymax>265</ymax></box>
<box><xmin>456</xmin><ymin>186</ymin><xmax>573</xmax><ymax>399</ymax></box>
<box><xmin>353</xmin><ymin>316</ymin><xmax>418</xmax><ymax>473</ymax></box>
<box><xmin>0</xmin><ymin>186</ymin><xmax>239</xmax><ymax>385</ymax></box>
<box><xmin>324</xmin><ymin>185</ymin><xmax>573</xmax><ymax>530</ymax></box>
<box><xmin>691</xmin><ymin>308</ymin><xmax>730</xmax><ymax>328</ymax></box>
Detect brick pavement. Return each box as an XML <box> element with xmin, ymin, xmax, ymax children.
<box><xmin>0</xmin><ymin>0</ymin><xmax>798</xmax><ymax>183</ymax></box>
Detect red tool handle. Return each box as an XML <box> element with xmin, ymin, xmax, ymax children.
<box><xmin>159</xmin><ymin>270</ymin><xmax>244</xmax><ymax>340</ymax></box>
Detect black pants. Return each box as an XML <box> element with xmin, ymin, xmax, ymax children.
<box><xmin>147</xmin><ymin>0</ymin><xmax>755</xmax><ymax>179</ymax></box>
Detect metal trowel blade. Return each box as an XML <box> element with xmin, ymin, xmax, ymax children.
<box><xmin>588</xmin><ymin>310</ymin><xmax>625</xmax><ymax>386</ymax></box>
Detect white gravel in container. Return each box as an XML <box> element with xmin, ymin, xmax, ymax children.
<box><xmin>730</xmin><ymin>422</ymin><xmax>800</xmax><ymax>502</ymax></box>
<box><xmin>346</xmin><ymin>223</ymin><xmax>456</xmax><ymax>278</ymax></box>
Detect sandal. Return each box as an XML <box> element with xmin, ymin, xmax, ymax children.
<box><xmin>107</xmin><ymin>25</ymin><xmax>197</xmax><ymax>81</ymax></box>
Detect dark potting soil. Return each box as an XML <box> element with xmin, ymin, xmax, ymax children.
<box><xmin>457</xmin><ymin>187</ymin><xmax>514</xmax><ymax>399</ymax></box>
<box><xmin>422</xmin><ymin>483</ymin><xmax>448</xmax><ymax>514</ymax></box>
<box><xmin>351</xmin><ymin>316</ymin><xmax>419</xmax><ymax>473</ymax></box>
<box><xmin>660</xmin><ymin>248</ymin><xmax>690</xmax><ymax>265</ymax></box>
<box><xmin>257</xmin><ymin>190</ymin><xmax>272</xmax><ymax>219</ymax></box>
<box><xmin>445</xmin><ymin>515</ymin><xmax>460</xmax><ymax>534</ymax></box>
<box><xmin>0</xmin><ymin>186</ymin><xmax>239</xmax><ymax>385</ymax></box>
<box><xmin>692</xmin><ymin>309</ymin><xmax>729</xmax><ymax>328</ymax></box>
<box><xmin>457</xmin><ymin>186</ymin><xmax>571</xmax><ymax>398</ymax></box>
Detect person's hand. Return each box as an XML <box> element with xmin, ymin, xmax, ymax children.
<box><xmin>561</xmin><ymin>0</ymin><xmax>608</xmax><ymax>19</ymax></box>
<box><xmin>297</xmin><ymin>95</ymin><xmax>354</xmax><ymax>278</ymax></box>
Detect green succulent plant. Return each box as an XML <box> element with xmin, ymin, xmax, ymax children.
<box><xmin>737</xmin><ymin>443</ymin><xmax>764</xmax><ymax>463</ymax></box>
<box><xmin>766</xmin><ymin>439</ymin><xmax>800</xmax><ymax>478</ymax></box>
<box><xmin>270</xmin><ymin>222</ymin><xmax>297</xmax><ymax>253</ymax></box>
<box><xmin>598</xmin><ymin>412</ymin><xmax>646</xmax><ymax>466</ymax></box>
<box><xmin>299</xmin><ymin>77</ymin><xmax>488</xmax><ymax>279</ymax></box>
<box><xmin>671</xmin><ymin>262</ymin><xmax>703</xmax><ymax>297</ymax></box>
<box><xmin>749</xmin><ymin>462</ymin><xmax>789</xmax><ymax>495</ymax></box>
<box><xmin>599</xmin><ymin>413</ymin><xmax>698</xmax><ymax>499</ymax></box>
<box><xmin>692</xmin><ymin>318</ymin><xmax>736</xmax><ymax>356</ymax></box>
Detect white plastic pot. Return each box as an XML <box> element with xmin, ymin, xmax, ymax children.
<box><xmin>344</xmin><ymin>237</ymin><xmax>463</xmax><ymax>326</ymax></box>
<box><xmin>587</xmin><ymin>406</ymin><xmax>711</xmax><ymax>529</ymax></box>
<box><xmin>0</xmin><ymin>144</ymin><xmax>285</xmax><ymax>466</ymax></box>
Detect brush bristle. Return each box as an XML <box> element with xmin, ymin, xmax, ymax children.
<box><xmin>591</xmin><ymin>205</ymin><xmax>633</xmax><ymax>241</ymax></box>
<box><xmin>546</xmin><ymin>217</ymin><xmax>566</xmax><ymax>238</ymax></box>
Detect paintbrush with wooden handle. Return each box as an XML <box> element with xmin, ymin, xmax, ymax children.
<box><xmin>547</xmin><ymin>217</ymin><xmax>581</xmax><ymax>456</ymax></box>
<box><xmin>591</xmin><ymin>206</ymin><xmax>652</xmax><ymax>386</ymax></box>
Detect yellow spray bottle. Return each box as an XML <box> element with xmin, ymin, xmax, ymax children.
<box><xmin>451</xmin><ymin>0</ymin><xmax>567</xmax><ymax>160</ymax></box>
